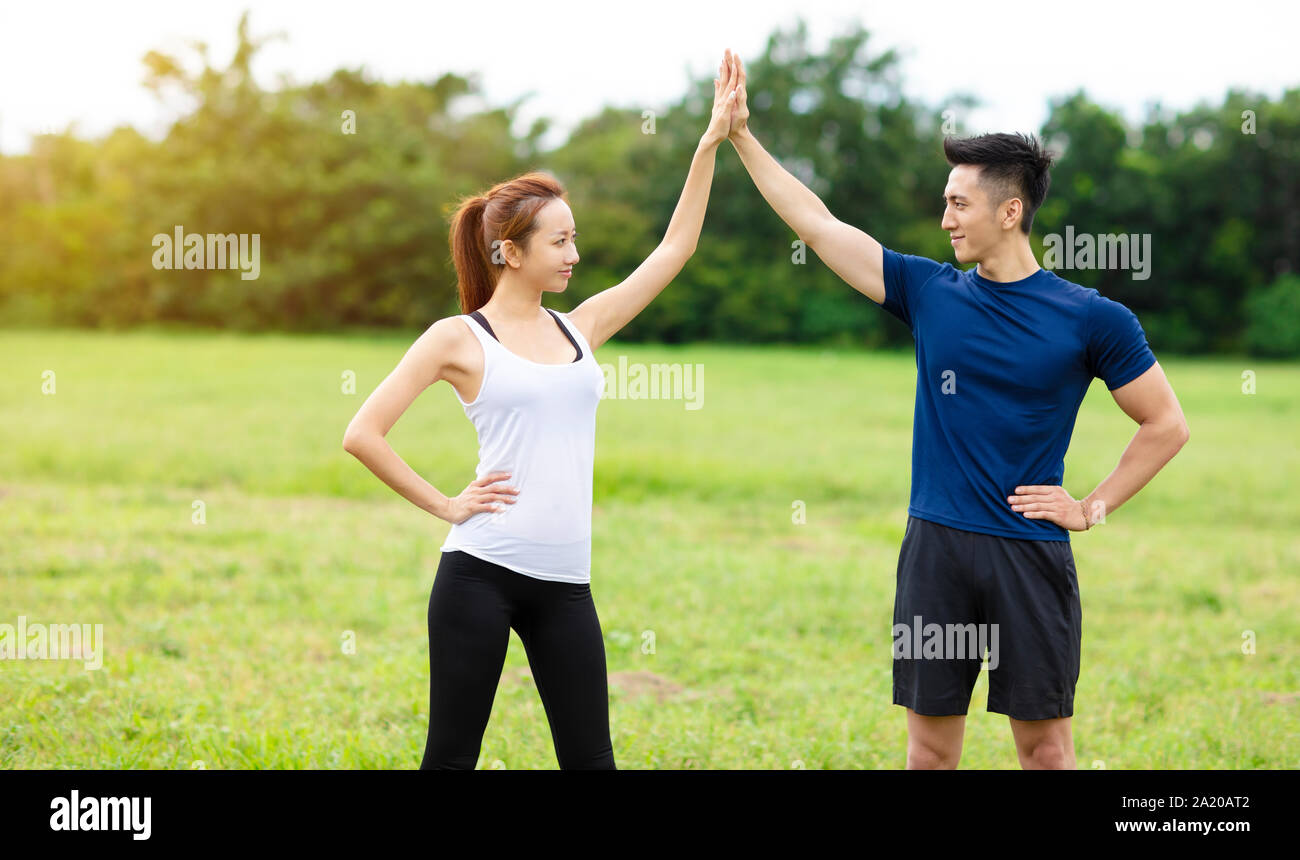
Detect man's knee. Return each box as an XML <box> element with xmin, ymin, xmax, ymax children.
<box><xmin>907</xmin><ymin>739</ymin><xmax>961</xmax><ymax>769</ymax></box>
<box><xmin>906</xmin><ymin>727</ymin><xmax>963</xmax><ymax>769</ymax></box>
<box><xmin>1019</xmin><ymin>738</ymin><xmax>1072</xmax><ymax>769</ymax></box>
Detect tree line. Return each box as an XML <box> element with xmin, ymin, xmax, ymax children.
<box><xmin>1</xmin><ymin>14</ymin><xmax>1296</xmax><ymax>356</ymax></box>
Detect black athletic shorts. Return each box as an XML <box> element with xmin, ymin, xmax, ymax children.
<box><xmin>891</xmin><ymin>515</ymin><xmax>1082</xmax><ymax>721</ymax></box>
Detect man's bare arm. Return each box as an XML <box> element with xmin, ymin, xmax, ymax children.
<box><xmin>726</xmin><ymin>51</ymin><xmax>886</xmax><ymax>304</ymax></box>
<box><xmin>1080</xmin><ymin>361</ymin><xmax>1190</xmax><ymax>522</ymax></box>
<box><xmin>1008</xmin><ymin>362</ymin><xmax>1189</xmax><ymax>529</ymax></box>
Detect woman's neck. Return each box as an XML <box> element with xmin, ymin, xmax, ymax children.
<box><xmin>482</xmin><ymin>276</ymin><xmax>545</xmax><ymax>323</ymax></box>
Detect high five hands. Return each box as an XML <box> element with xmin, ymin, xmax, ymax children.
<box><xmin>703</xmin><ymin>48</ymin><xmax>750</xmax><ymax>147</ymax></box>
<box><xmin>719</xmin><ymin>49</ymin><xmax>749</xmax><ymax>139</ymax></box>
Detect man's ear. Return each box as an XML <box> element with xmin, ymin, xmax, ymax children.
<box><xmin>1001</xmin><ymin>198</ymin><xmax>1024</xmax><ymax>232</ymax></box>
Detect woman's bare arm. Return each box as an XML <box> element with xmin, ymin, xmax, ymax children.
<box><xmin>567</xmin><ymin>54</ymin><xmax>738</xmax><ymax>351</ymax></box>
<box><xmin>342</xmin><ymin>318</ymin><xmax>518</xmax><ymax>523</ymax></box>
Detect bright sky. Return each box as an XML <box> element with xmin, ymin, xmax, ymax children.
<box><xmin>0</xmin><ymin>0</ymin><xmax>1294</xmax><ymax>154</ymax></box>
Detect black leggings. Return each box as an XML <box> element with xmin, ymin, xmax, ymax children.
<box><xmin>419</xmin><ymin>549</ymin><xmax>616</xmax><ymax>769</ymax></box>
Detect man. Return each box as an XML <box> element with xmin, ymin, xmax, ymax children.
<box><xmin>718</xmin><ymin>50</ymin><xmax>1189</xmax><ymax>769</ymax></box>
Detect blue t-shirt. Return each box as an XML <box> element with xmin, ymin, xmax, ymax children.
<box><xmin>879</xmin><ymin>247</ymin><xmax>1157</xmax><ymax>541</ymax></box>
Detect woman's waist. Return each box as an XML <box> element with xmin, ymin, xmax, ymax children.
<box><xmin>470</xmin><ymin>454</ymin><xmax>595</xmax><ymax>487</ymax></box>
<box><xmin>446</xmin><ymin>495</ymin><xmax>591</xmax><ymax>542</ymax></box>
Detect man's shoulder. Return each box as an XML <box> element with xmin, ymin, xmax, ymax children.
<box><xmin>1039</xmin><ymin>266</ymin><xmax>1092</xmax><ymax>289</ymax></box>
<box><xmin>1031</xmin><ymin>268</ymin><xmax>1109</xmax><ymax>320</ymax></box>
<box><xmin>1041</xmin><ymin>270</ymin><xmax>1149</xmax><ymax>322</ymax></box>
<box><xmin>883</xmin><ymin>246</ymin><xmax>962</xmax><ymax>284</ymax></box>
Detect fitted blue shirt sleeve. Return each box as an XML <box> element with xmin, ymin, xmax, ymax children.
<box><xmin>1086</xmin><ymin>292</ymin><xmax>1157</xmax><ymax>390</ymax></box>
<box><xmin>880</xmin><ymin>247</ymin><xmax>944</xmax><ymax>330</ymax></box>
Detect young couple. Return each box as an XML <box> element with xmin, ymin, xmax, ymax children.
<box><xmin>343</xmin><ymin>50</ymin><xmax>1189</xmax><ymax>770</ymax></box>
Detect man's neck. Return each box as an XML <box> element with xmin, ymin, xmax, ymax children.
<box><xmin>975</xmin><ymin>239</ymin><xmax>1041</xmax><ymax>282</ymax></box>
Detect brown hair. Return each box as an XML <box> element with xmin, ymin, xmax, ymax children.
<box><xmin>448</xmin><ymin>171</ymin><xmax>568</xmax><ymax>314</ymax></box>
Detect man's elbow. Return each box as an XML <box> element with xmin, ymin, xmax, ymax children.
<box><xmin>1166</xmin><ymin>418</ymin><xmax>1190</xmax><ymax>451</ymax></box>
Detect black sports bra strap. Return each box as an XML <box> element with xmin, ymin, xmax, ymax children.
<box><xmin>468</xmin><ymin>310</ymin><xmax>498</xmax><ymax>341</ymax></box>
<box><xmin>469</xmin><ymin>309</ymin><xmax>581</xmax><ymax>362</ymax></box>
<box><xmin>545</xmin><ymin>308</ymin><xmax>583</xmax><ymax>362</ymax></box>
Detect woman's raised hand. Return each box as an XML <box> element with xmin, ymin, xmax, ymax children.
<box><xmin>702</xmin><ymin>48</ymin><xmax>741</xmax><ymax>148</ymax></box>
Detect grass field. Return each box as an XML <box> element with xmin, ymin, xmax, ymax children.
<box><xmin>1</xmin><ymin>327</ymin><xmax>1297</xmax><ymax>769</ymax></box>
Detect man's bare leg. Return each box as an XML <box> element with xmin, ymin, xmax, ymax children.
<box><xmin>1009</xmin><ymin>716</ymin><xmax>1075</xmax><ymax>769</ymax></box>
<box><xmin>905</xmin><ymin>709</ymin><xmax>966</xmax><ymax>769</ymax></box>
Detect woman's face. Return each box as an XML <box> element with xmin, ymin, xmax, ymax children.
<box><xmin>505</xmin><ymin>198</ymin><xmax>579</xmax><ymax>294</ymax></box>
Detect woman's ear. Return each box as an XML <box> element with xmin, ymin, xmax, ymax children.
<box><xmin>497</xmin><ymin>238</ymin><xmax>522</xmax><ymax>269</ymax></box>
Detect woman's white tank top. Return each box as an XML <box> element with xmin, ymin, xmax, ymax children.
<box><xmin>439</xmin><ymin>309</ymin><xmax>605</xmax><ymax>583</ymax></box>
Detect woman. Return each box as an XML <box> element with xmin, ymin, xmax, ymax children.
<box><xmin>342</xmin><ymin>56</ymin><xmax>741</xmax><ymax>769</ymax></box>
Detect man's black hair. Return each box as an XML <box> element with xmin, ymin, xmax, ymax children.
<box><xmin>943</xmin><ymin>132</ymin><xmax>1054</xmax><ymax>235</ymax></box>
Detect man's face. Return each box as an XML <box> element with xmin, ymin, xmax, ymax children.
<box><xmin>941</xmin><ymin>164</ymin><xmax>1010</xmax><ymax>264</ymax></box>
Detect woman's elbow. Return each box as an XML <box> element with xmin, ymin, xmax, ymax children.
<box><xmin>342</xmin><ymin>427</ymin><xmax>372</xmax><ymax>454</ymax></box>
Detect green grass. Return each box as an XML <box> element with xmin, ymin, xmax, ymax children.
<box><xmin>1</xmin><ymin>328</ymin><xmax>1297</xmax><ymax>768</ymax></box>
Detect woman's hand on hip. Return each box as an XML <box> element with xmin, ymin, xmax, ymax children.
<box><xmin>444</xmin><ymin>472</ymin><xmax>519</xmax><ymax>524</ymax></box>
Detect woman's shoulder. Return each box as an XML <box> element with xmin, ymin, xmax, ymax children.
<box><xmin>362</xmin><ymin>314</ymin><xmax>475</xmax><ymax>393</ymax></box>
<box><xmin>408</xmin><ymin>314</ymin><xmax>480</xmax><ymax>369</ymax></box>
<box><xmin>425</xmin><ymin>313</ymin><xmax>475</xmax><ymax>341</ymax></box>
